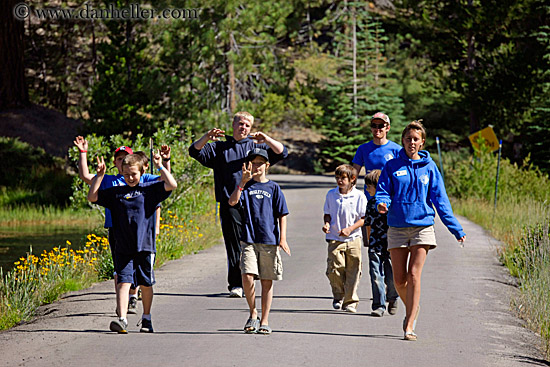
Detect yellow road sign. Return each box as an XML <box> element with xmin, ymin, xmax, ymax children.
<box><xmin>469</xmin><ymin>126</ymin><xmax>499</xmax><ymax>152</ymax></box>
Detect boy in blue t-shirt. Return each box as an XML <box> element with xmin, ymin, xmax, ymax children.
<box><xmin>228</xmin><ymin>148</ymin><xmax>290</xmax><ymax>335</ymax></box>
<box><xmin>88</xmin><ymin>152</ymin><xmax>177</xmax><ymax>334</ymax></box>
<box><xmin>73</xmin><ymin>137</ymin><xmax>171</xmax><ymax>313</ymax></box>
<box><xmin>364</xmin><ymin>169</ymin><xmax>398</xmax><ymax>317</ymax></box>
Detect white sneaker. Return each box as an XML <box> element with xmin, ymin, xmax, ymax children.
<box><xmin>229</xmin><ymin>287</ymin><xmax>243</xmax><ymax>298</ymax></box>
<box><xmin>344</xmin><ymin>305</ymin><xmax>357</xmax><ymax>313</ymax></box>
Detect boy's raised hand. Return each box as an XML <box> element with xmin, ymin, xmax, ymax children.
<box><xmin>160</xmin><ymin>145</ymin><xmax>171</xmax><ymax>160</ymax></box>
<box><xmin>207</xmin><ymin>128</ymin><xmax>225</xmax><ymax>141</ymax></box>
<box><xmin>152</xmin><ymin>149</ymin><xmax>162</xmax><ymax>168</ymax></box>
<box><xmin>73</xmin><ymin>136</ymin><xmax>88</xmax><ymax>152</ymax></box>
<box><xmin>96</xmin><ymin>156</ymin><xmax>106</xmax><ymax>176</ymax></box>
<box><xmin>241</xmin><ymin>162</ymin><xmax>253</xmax><ymax>183</ymax></box>
<box><xmin>377</xmin><ymin>203</ymin><xmax>388</xmax><ymax>214</ymax></box>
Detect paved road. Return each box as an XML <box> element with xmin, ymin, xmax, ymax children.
<box><xmin>0</xmin><ymin>175</ymin><xmax>547</xmax><ymax>366</ymax></box>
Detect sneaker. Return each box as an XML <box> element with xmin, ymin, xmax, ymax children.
<box><xmin>137</xmin><ymin>288</ymin><xmax>142</xmax><ymax>300</ymax></box>
<box><xmin>371</xmin><ymin>308</ymin><xmax>385</xmax><ymax>317</ymax></box>
<box><xmin>344</xmin><ymin>305</ymin><xmax>357</xmax><ymax>313</ymax></box>
<box><xmin>332</xmin><ymin>299</ymin><xmax>343</xmax><ymax>310</ymax></box>
<box><xmin>138</xmin><ymin>318</ymin><xmax>154</xmax><ymax>333</ymax></box>
<box><xmin>388</xmin><ymin>300</ymin><xmax>398</xmax><ymax>315</ymax></box>
<box><xmin>229</xmin><ymin>287</ymin><xmax>243</xmax><ymax>298</ymax></box>
<box><xmin>128</xmin><ymin>297</ymin><xmax>138</xmax><ymax>314</ymax></box>
<box><xmin>110</xmin><ymin>318</ymin><xmax>128</xmax><ymax>334</ymax></box>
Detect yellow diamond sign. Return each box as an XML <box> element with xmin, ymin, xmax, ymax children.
<box><xmin>469</xmin><ymin>126</ymin><xmax>499</xmax><ymax>152</ymax></box>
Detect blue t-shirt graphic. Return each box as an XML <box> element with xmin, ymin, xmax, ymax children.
<box><xmin>99</xmin><ymin>173</ymin><xmax>159</xmax><ymax>228</ymax></box>
<box><xmin>240</xmin><ymin>180</ymin><xmax>289</xmax><ymax>245</ymax></box>
<box><xmin>352</xmin><ymin>140</ymin><xmax>401</xmax><ymax>199</ymax></box>
<box><xmin>95</xmin><ymin>181</ymin><xmax>171</xmax><ymax>253</ymax></box>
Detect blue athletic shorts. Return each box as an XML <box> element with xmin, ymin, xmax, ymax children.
<box><xmin>114</xmin><ymin>251</ymin><xmax>156</xmax><ymax>287</ymax></box>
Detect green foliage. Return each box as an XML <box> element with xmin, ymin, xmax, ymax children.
<box><xmin>0</xmin><ymin>137</ymin><xmax>73</xmax><ymax>207</ymax></box>
<box><xmin>445</xmin><ymin>142</ymin><xmax>550</xmax><ymax>205</ymax></box>
<box><xmin>525</xmin><ymin>3</ymin><xmax>550</xmax><ymax>173</ymax></box>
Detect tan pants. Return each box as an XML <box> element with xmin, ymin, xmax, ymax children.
<box><xmin>326</xmin><ymin>237</ymin><xmax>362</xmax><ymax>309</ymax></box>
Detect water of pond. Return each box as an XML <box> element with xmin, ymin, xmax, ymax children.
<box><xmin>0</xmin><ymin>224</ymin><xmax>101</xmax><ymax>273</ymax></box>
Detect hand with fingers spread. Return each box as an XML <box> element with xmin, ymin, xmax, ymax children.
<box><xmin>241</xmin><ymin>162</ymin><xmax>253</xmax><ymax>185</ymax></box>
<box><xmin>249</xmin><ymin>132</ymin><xmax>268</xmax><ymax>144</ymax></box>
<box><xmin>160</xmin><ymin>145</ymin><xmax>171</xmax><ymax>160</ymax></box>
<box><xmin>207</xmin><ymin>128</ymin><xmax>226</xmax><ymax>141</ymax></box>
<box><xmin>73</xmin><ymin>136</ymin><xmax>88</xmax><ymax>152</ymax></box>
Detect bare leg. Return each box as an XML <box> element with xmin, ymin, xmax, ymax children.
<box><xmin>129</xmin><ymin>286</ymin><xmax>138</xmax><ymax>296</ymax></box>
<box><xmin>116</xmin><ymin>282</ymin><xmax>131</xmax><ymax>319</ymax></box>
<box><xmin>242</xmin><ymin>274</ymin><xmax>258</xmax><ymax>319</ymax></box>
<box><xmin>140</xmin><ymin>285</ymin><xmax>153</xmax><ymax>315</ymax></box>
<box><xmin>260</xmin><ymin>280</ymin><xmax>273</xmax><ymax>326</ymax></box>
<box><xmin>390</xmin><ymin>248</ymin><xmax>410</xmax><ymax>306</ymax></box>
<box><xmin>404</xmin><ymin>245</ymin><xmax>429</xmax><ymax>332</ymax></box>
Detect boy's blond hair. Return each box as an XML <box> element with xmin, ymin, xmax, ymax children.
<box><xmin>134</xmin><ymin>151</ymin><xmax>149</xmax><ymax>166</ymax></box>
<box><xmin>122</xmin><ymin>154</ymin><xmax>145</xmax><ymax>173</ymax></box>
<box><xmin>364</xmin><ymin>169</ymin><xmax>381</xmax><ymax>188</ymax></box>
<box><xmin>335</xmin><ymin>164</ymin><xmax>358</xmax><ymax>186</ymax></box>
<box><xmin>233</xmin><ymin>111</ymin><xmax>254</xmax><ymax>124</ymax></box>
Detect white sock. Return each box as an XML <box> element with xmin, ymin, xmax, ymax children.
<box><xmin>119</xmin><ymin>317</ymin><xmax>127</xmax><ymax>323</ymax></box>
<box><xmin>142</xmin><ymin>314</ymin><xmax>151</xmax><ymax>321</ymax></box>
<box><xmin>129</xmin><ymin>294</ymin><xmax>137</xmax><ymax>300</ymax></box>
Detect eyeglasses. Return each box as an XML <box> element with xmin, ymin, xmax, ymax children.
<box><xmin>371</xmin><ymin>122</ymin><xmax>387</xmax><ymax>129</ymax></box>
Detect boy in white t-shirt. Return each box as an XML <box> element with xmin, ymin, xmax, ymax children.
<box><xmin>322</xmin><ymin>164</ymin><xmax>367</xmax><ymax>313</ymax></box>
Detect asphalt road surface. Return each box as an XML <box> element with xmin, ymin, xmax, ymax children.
<box><xmin>0</xmin><ymin>174</ymin><xmax>547</xmax><ymax>367</ymax></box>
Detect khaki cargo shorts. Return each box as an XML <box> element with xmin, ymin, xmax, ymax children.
<box><xmin>240</xmin><ymin>241</ymin><xmax>283</xmax><ymax>281</ymax></box>
<box><xmin>387</xmin><ymin>225</ymin><xmax>437</xmax><ymax>250</ymax></box>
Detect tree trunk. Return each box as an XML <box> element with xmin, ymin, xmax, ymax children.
<box><xmin>0</xmin><ymin>0</ymin><xmax>29</xmax><ymax>110</ymax></box>
<box><xmin>466</xmin><ymin>0</ymin><xmax>479</xmax><ymax>133</ymax></box>
<box><xmin>227</xmin><ymin>33</ymin><xmax>237</xmax><ymax>115</ymax></box>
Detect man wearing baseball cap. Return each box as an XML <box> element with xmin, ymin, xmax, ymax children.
<box><xmin>351</xmin><ymin>112</ymin><xmax>401</xmax><ymax>317</ymax></box>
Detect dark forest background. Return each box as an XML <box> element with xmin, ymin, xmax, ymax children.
<box><xmin>1</xmin><ymin>0</ymin><xmax>549</xmax><ymax>172</ymax></box>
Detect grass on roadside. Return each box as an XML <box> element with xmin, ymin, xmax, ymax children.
<box><xmin>0</xmin><ymin>205</ymin><xmax>99</xmax><ymax>226</ymax></box>
<box><xmin>449</xmin><ymin>148</ymin><xmax>550</xmax><ymax>359</ymax></box>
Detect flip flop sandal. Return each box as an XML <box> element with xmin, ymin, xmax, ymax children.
<box><xmin>404</xmin><ymin>331</ymin><xmax>417</xmax><ymax>341</ymax></box>
<box><xmin>257</xmin><ymin>325</ymin><xmax>272</xmax><ymax>335</ymax></box>
<box><xmin>244</xmin><ymin>318</ymin><xmax>260</xmax><ymax>334</ymax></box>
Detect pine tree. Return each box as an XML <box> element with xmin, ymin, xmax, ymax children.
<box><xmin>319</xmin><ymin>1</ymin><xmax>406</xmax><ymax>169</ymax></box>
<box><xmin>526</xmin><ymin>2</ymin><xmax>550</xmax><ymax>173</ymax></box>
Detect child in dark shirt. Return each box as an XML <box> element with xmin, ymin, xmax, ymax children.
<box><xmin>364</xmin><ymin>169</ymin><xmax>398</xmax><ymax>317</ymax></box>
<box><xmin>88</xmin><ymin>151</ymin><xmax>177</xmax><ymax>334</ymax></box>
<box><xmin>228</xmin><ymin>148</ymin><xmax>290</xmax><ymax>335</ymax></box>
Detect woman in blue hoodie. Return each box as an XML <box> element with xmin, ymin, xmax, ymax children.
<box><xmin>376</xmin><ymin>120</ymin><xmax>466</xmax><ymax>341</ymax></box>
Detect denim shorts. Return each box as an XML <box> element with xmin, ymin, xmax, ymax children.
<box><xmin>387</xmin><ymin>225</ymin><xmax>437</xmax><ymax>250</ymax></box>
<box><xmin>114</xmin><ymin>251</ymin><xmax>156</xmax><ymax>287</ymax></box>
<box><xmin>240</xmin><ymin>242</ymin><xmax>283</xmax><ymax>281</ymax></box>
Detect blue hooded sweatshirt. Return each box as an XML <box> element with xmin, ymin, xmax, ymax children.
<box><xmin>375</xmin><ymin>149</ymin><xmax>466</xmax><ymax>240</ymax></box>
